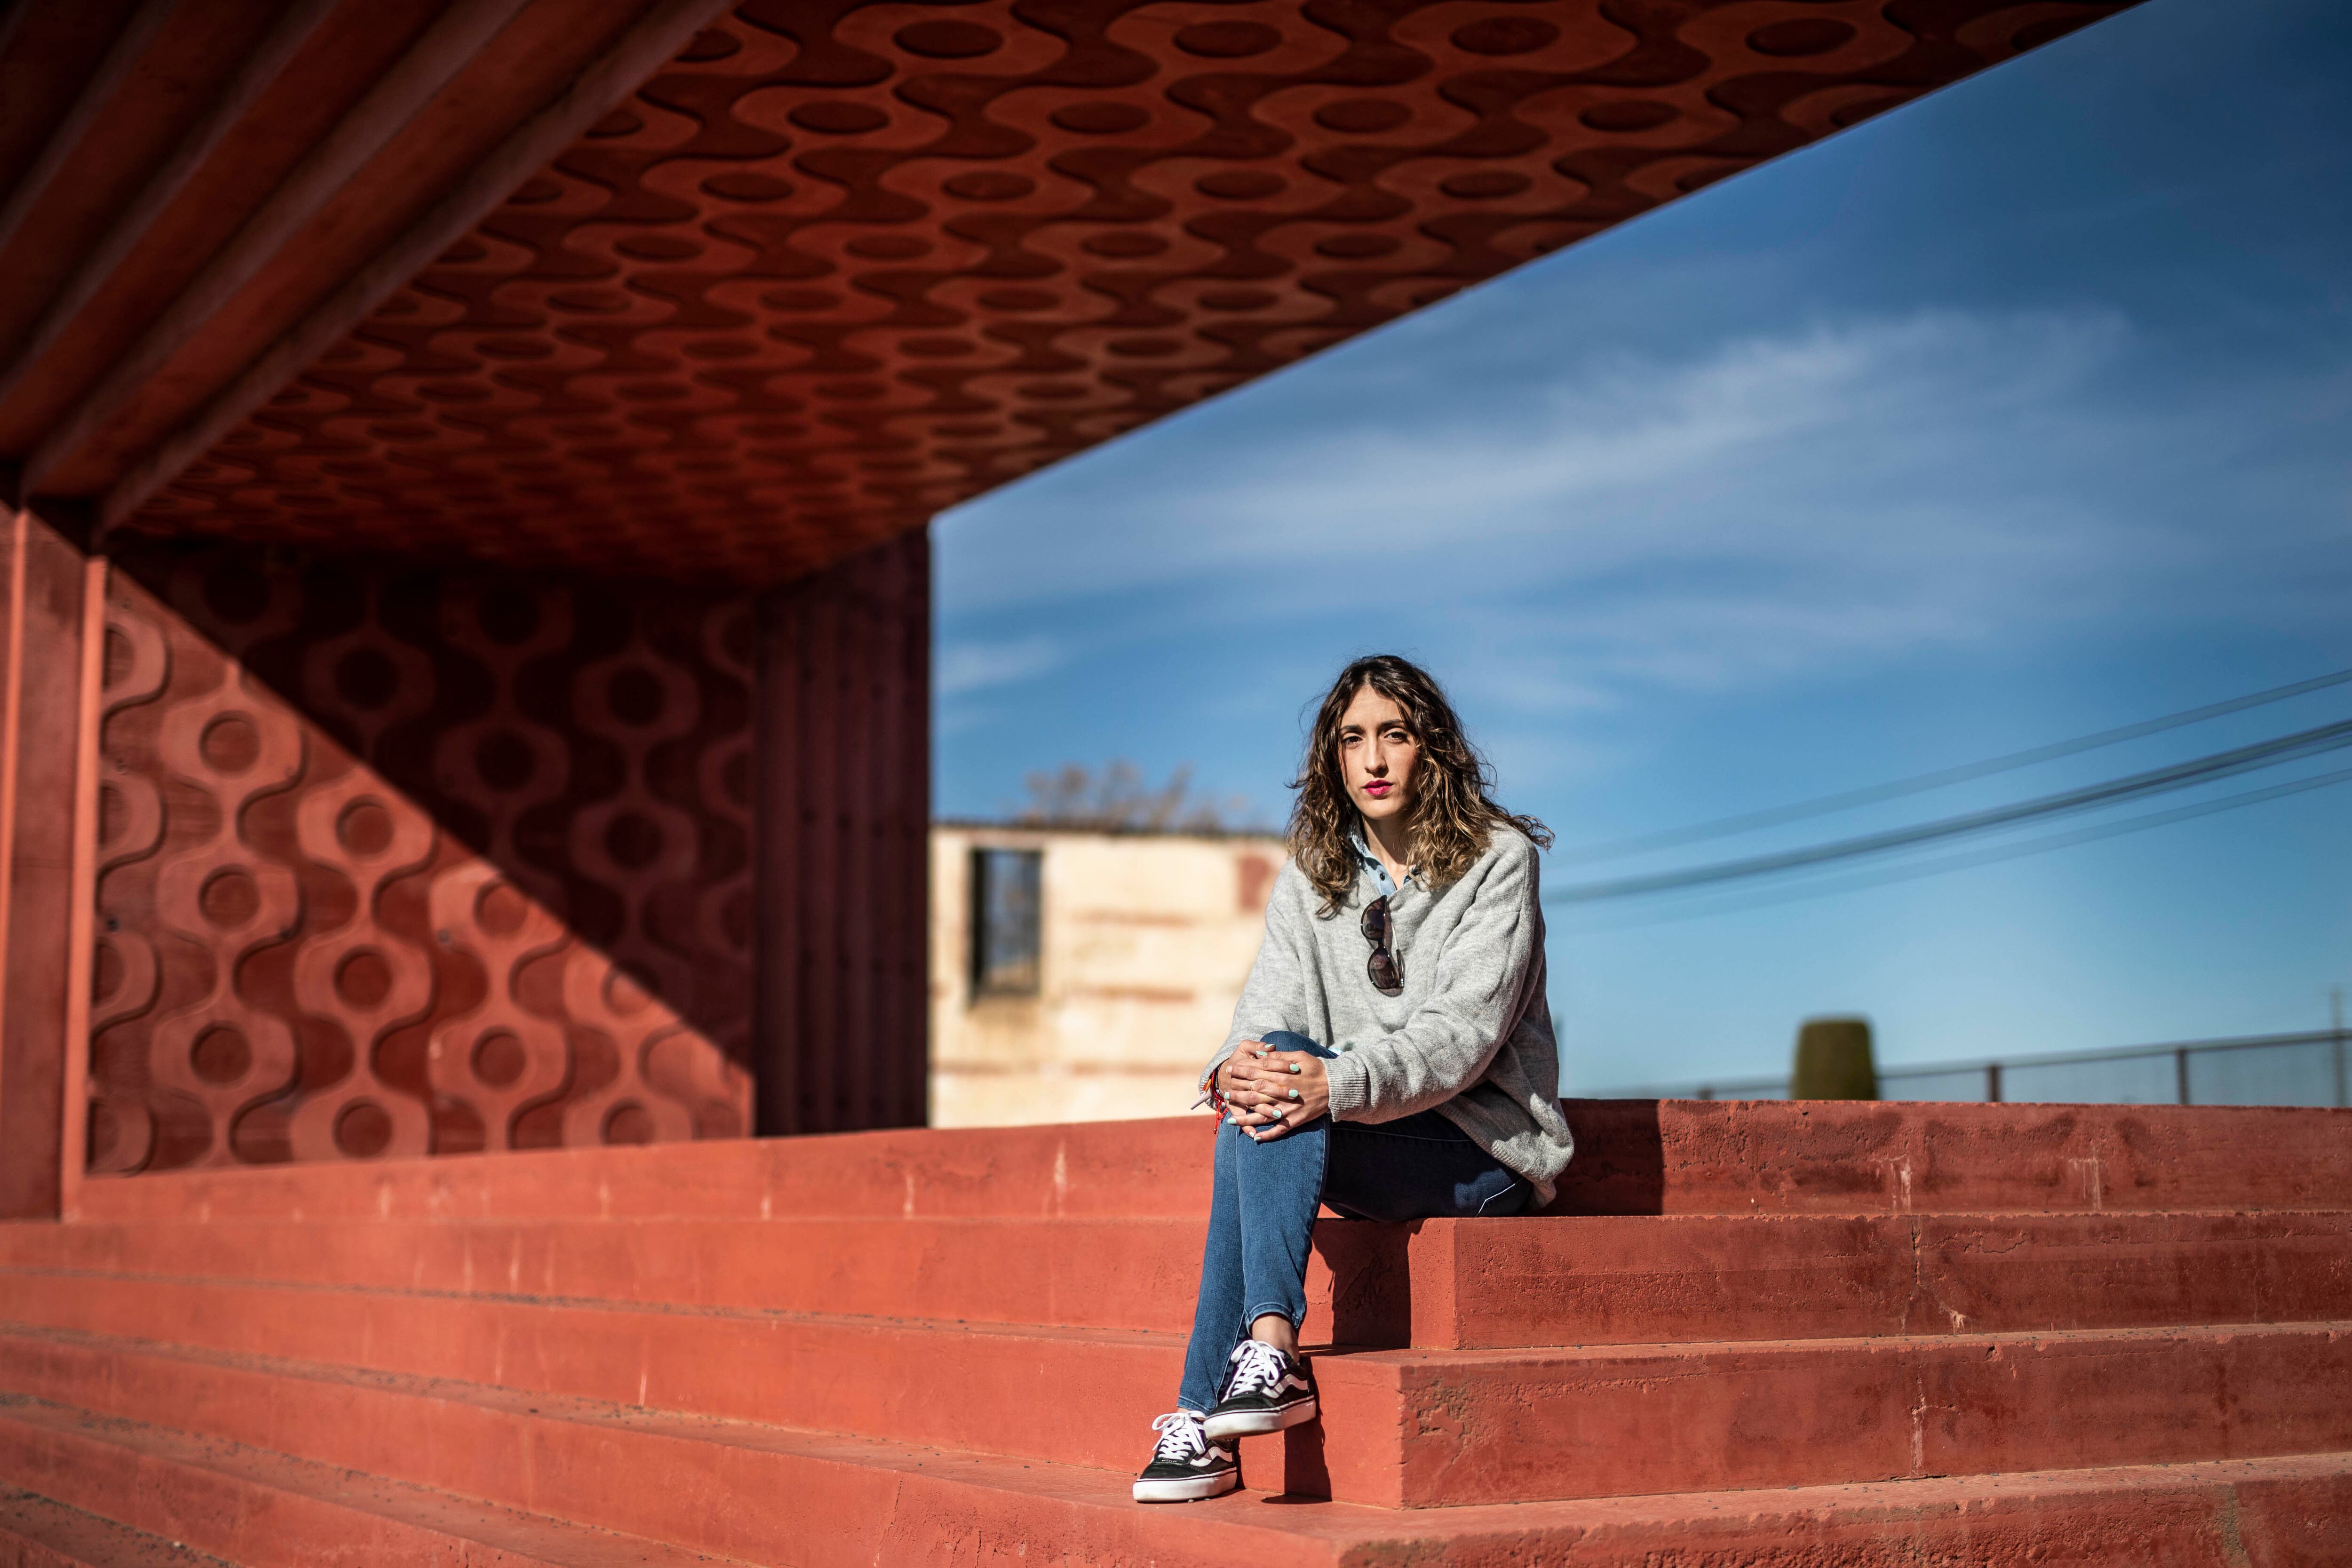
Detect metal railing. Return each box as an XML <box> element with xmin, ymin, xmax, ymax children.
<box><xmin>1584</xmin><ymin>1027</ymin><xmax>2352</xmax><ymax>1107</ymax></box>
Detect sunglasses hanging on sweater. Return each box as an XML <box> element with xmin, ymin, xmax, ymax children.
<box><xmin>1360</xmin><ymin>895</ymin><xmax>1402</xmax><ymax>995</ymax></box>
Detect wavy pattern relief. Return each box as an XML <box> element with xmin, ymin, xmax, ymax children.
<box><xmin>83</xmin><ymin>546</ymin><xmax>753</xmax><ymax>1173</ymax></box>
<box><xmin>127</xmin><ymin>0</ymin><xmax>2130</xmax><ymax>583</ymax></box>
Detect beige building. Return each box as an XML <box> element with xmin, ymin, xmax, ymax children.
<box><xmin>929</xmin><ymin>822</ymin><xmax>1288</xmax><ymax>1127</ymax></box>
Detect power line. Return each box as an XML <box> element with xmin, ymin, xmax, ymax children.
<box><xmin>1548</xmin><ymin>714</ymin><xmax>2352</xmax><ymax>905</ymax></box>
<box><xmin>1555</xmin><ymin>665</ymin><xmax>2352</xmax><ymax>866</ymax></box>
<box><xmin>1553</xmin><ymin>761</ymin><xmax>2352</xmax><ymax>930</ymax></box>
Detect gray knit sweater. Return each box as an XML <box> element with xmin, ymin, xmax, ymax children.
<box><xmin>1200</xmin><ymin>826</ymin><xmax>1574</xmax><ymax>1203</ymax></box>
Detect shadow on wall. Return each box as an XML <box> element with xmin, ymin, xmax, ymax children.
<box><xmin>86</xmin><ymin>538</ymin><xmax>756</xmax><ymax>1174</ymax></box>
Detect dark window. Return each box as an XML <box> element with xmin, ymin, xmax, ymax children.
<box><xmin>969</xmin><ymin>847</ymin><xmax>1042</xmax><ymax>997</ymax></box>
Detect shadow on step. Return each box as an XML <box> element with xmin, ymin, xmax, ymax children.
<box><xmin>1311</xmin><ymin>1220</ymin><xmax>1418</xmax><ymax>1349</ymax></box>
<box><xmin>1277</xmin><ymin>1220</ymin><xmax>1406</xmax><ymax>1500</ymax></box>
<box><xmin>1302</xmin><ymin>1098</ymin><xmax>1671</xmax><ymax>1353</ymax></box>
<box><xmin>1544</xmin><ymin>1100</ymin><xmax>1666</xmax><ymax>1215</ymax></box>
<box><xmin>1270</xmin><ymin>1423</ymin><xmax>1329</xmax><ymax>1502</ymax></box>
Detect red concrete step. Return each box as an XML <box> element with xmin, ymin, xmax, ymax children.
<box><xmin>1298</xmin><ymin>1321</ymin><xmax>2352</xmax><ymax>1507</ymax></box>
<box><xmin>0</xmin><ymin>1483</ymin><xmax>231</xmax><ymax>1568</ymax></box>
<box><xmin>3</xmin><ymin>1330</ymin><xmax>2351</xmax><ymax>1566</ymax></box>
<box><xmin>71</xmin><ymin>1117</ymin><xmax>1218</xmax><ymax>1224</ymax></box>
<box><xmin>1409</xmin><ymin>1209</ymin><xmax>2352</xmax><ymax>1348</ymax></box>
<box><xmin>65</xmin><ymin>1101</ymin><xmax>2352</xmax><ymax>1226</ymax></box>
<box><xmin>0</xmin><ymin>1392</ymin><xmax>751</xmax><ymax>1568</ymax></box>
<box><xmin>5</xmin><ymin>1274</ymin><xmax>2351</xmax><ymax>1508</ymax></box>
<box><xmin>0</xmin><ymin>1215</ymin><xmax>1227</xmax><ymax>1338</ymax></box>
<box><xmin>1550</xmin><ymin>1099</ymin><xmax>2352</xmax><ymax>1216</ymax></box>
<box><xmin>6</xmin><ymin>1208</ymin><xmax>2349</xmax><ymax>1352</ymax></box>
<box><xmin>0</xmin><ymin>1214</ymin><xmax>1377</xmax><ymax>1345</ymax></box>
<box><xmin>0</xmin><ymin>1274</ymin><xmax>1181</xmax><ymax>1475</ymax></box>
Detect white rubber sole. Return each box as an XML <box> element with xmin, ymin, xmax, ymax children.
<box><xmin>1202</xmin><ymin>1397</ymin><xmax>1317</xmax><ymax>1442</ymax></box>
<box><xmin>1132</xmin><ymin>1468</ymin><xmax>1240</xmax><ymax>1503</ymax></box>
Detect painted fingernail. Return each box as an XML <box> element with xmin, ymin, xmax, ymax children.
<box><xmin>1289</xmin><ymin>1063</ymin><xmax>1301</xmax><ymax>1074</ymax></box>
<box><xmin>1288</xmin><ymin>1088</ymin><xmax>1300</xmax><ymax>1101</ymax></box>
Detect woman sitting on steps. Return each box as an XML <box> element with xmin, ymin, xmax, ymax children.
<box><xmin>1134</xmin><ymin>653</ymin><xmax>1576</xmax><ymax>1504</ymax></box>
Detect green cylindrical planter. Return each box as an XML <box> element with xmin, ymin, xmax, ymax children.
<box><xmin>1792</xmin><ymin>1016</ymin><xmax>1878</xmax><ymax>1100</ymax></box>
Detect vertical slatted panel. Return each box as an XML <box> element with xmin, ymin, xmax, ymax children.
<box><xmin>879</xmin><ymin>536</ymin><xmax>929</xmax><ymax>1127</ymax></box>
<box><xmin>753</xmin><ymin>529</ymin><xmax>930</xmax><ymax>1136</ymax></box>
<box><xmin>0</xmin><ymin>509</ymin><xmax>95</xmax><ymax>1216</ymax></box>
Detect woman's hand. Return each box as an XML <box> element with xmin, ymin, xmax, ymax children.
<box><xmin>1217</xmin><ymin>1043</ymin><xmax>1329</xmax><ymax>1141</ymax></box>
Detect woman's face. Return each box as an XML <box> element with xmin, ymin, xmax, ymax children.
<box><xmin>1337</xmin><ymin>685</ymin><xmax>1419</xmax><ymax>828</ymax></box>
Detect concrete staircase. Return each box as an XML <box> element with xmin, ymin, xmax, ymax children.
<box><xmin>0</xmin><ymin>1100</ymin><xmax>2346</xmax><ymax>1565</ymax></box>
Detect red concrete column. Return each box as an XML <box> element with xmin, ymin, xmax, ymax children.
<box><xmin>753</xmin><ymin>529</ymin><xmax>930</xmax><ymax>1136</ymax></box>
<box><xmin>0</xmin><ymin>509</ymin><xmax>101</xmax><ymax>1218</ymax></box>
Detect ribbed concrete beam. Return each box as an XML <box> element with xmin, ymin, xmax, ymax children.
<box><xmin>16</xmin><ymin>0</ymin><xmax>537</xmax><ymax>496</ymax></box>
<box><xmin>97</xmin><ymin>0</ymin><xmax>738</xmax><ymax>534</ymax></box>
<box><xmin>0</xmin><ymin>0</ymin><xmax>174</xmax><ymax>262</ymax></box>
<box><xmin>0</xmin><ymin>0</ymin><xmax>341</xmax><ymax>412</ymax></box>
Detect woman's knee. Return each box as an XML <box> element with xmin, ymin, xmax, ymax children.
<box><xmin>1224</xmin><ymin>1114</ymin><xmax>1329</xmax><ymax>1172</ymax></box>
<box><xmin>1259</xmin><ymin>1029</ymin><xmax>1336</xmax><ymax>1059</ymax></box>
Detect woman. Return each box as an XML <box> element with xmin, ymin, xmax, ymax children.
<box><xmin>1133</xmin><ymin>654</ymin><xmax>1575</xmax><ymax>1503</ymax></box>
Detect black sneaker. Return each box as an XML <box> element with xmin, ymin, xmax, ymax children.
<box><xmin>1202</xmin><ymin>1339</ymin><xmax>1317</xmax><ymax>1441</ymax></box>
<box><xmin>1132</xmin><ymin>1411</ymin><xmax>1238</xmax><ymax>1502</ymax></box>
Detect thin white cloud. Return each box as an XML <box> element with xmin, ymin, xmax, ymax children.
<box><xmin>936</xmin><ymin>635</ymin><xmax>1062</xmax><ymax>696</ymax></box>
<box><xmin>938</xmin><ymin>302</ymin><xmax>2347</xmax><ymax>719</ymax></box>
<box><xmin>1184</xmin><ymin>310</ymin><xmax>2128</xmax><ymax>553</ymax></box>
<box><xmin>939</xmin><ymin>309</ymin><xmax>2146</xmax><ymax>610</ymax></box>
<box><xmin>946</xmin><ymin>308</ymin><xmax>2249</xmax><ymax>705</ymax></box>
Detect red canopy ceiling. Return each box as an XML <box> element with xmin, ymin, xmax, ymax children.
<box><xmin>0</xmin><ymin>0</ymin><xmax>2138</xmax><ymax>585</ymax></box>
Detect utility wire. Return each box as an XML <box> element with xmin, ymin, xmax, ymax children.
<box><xmin>1553</xmin><ymin>761</ymin><xmax>2352</xmax><ymax>931</ymax></box>
<box><xmin>1549</xmin><ymin>715</ymin><xmax>2352</xmax><ymax>904</ymax></box>
<box><xmin>1555</xmin><ymin>665</ymin><xmax>2352</xmax><ymax>866</ymax></box>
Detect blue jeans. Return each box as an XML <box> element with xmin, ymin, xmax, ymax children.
<box><xmin>1175</xmin><ymin>1032</ymin><xmax>1531</xmax><ymax>1413</ymax></box>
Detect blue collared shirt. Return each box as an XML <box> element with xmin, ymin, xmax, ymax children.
<box><xmin>1351</xmin><ymin>831</ymin><xmax>1413</xmax><ymax>899</ymax></box>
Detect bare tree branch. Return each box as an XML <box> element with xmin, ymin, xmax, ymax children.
<box><xmin>1011</xmin><ymin>760</ymin><xmax>1254</xmax><ymax>832</ymax></box>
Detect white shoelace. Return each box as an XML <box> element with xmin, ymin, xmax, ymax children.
<box><xmin>1151</xmin><ymin>1411</ymin><xmax>1208</xmax><ymax>1461</ymax></box>
<box><xmin>1224</xmin><ymin>1338</ymin><xmax>1289</xmax><ymax>1398</ymax></box>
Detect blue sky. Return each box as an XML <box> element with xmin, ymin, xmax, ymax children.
<box><xmin>933</xmin><ymin>0</ymin><xmax>2352</xmax><ymax>1093</ymax></box>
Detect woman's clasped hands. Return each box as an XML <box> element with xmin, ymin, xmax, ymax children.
<box><xmin>1216</xmin><ymin>1042</ymin><xmax>1330</xmax><ymax>1140</ymax></box>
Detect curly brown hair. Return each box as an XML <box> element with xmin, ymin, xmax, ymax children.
<box><xmin>1287</xmin><ymin>655</ymin><xmax>1551</xmax><ymax>915</ymax></box>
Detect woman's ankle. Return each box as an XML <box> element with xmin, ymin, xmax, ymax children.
<box><xmin>1248</xmin><ymin>1313</ymin><xmax>1297</xmax><ymax>1356</ymax></box>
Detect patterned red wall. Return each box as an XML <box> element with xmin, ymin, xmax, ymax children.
<box><xmin>83</xmin><ymin>542</ymin><xmax>754</xmax><ymax>1172</ymax></box>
